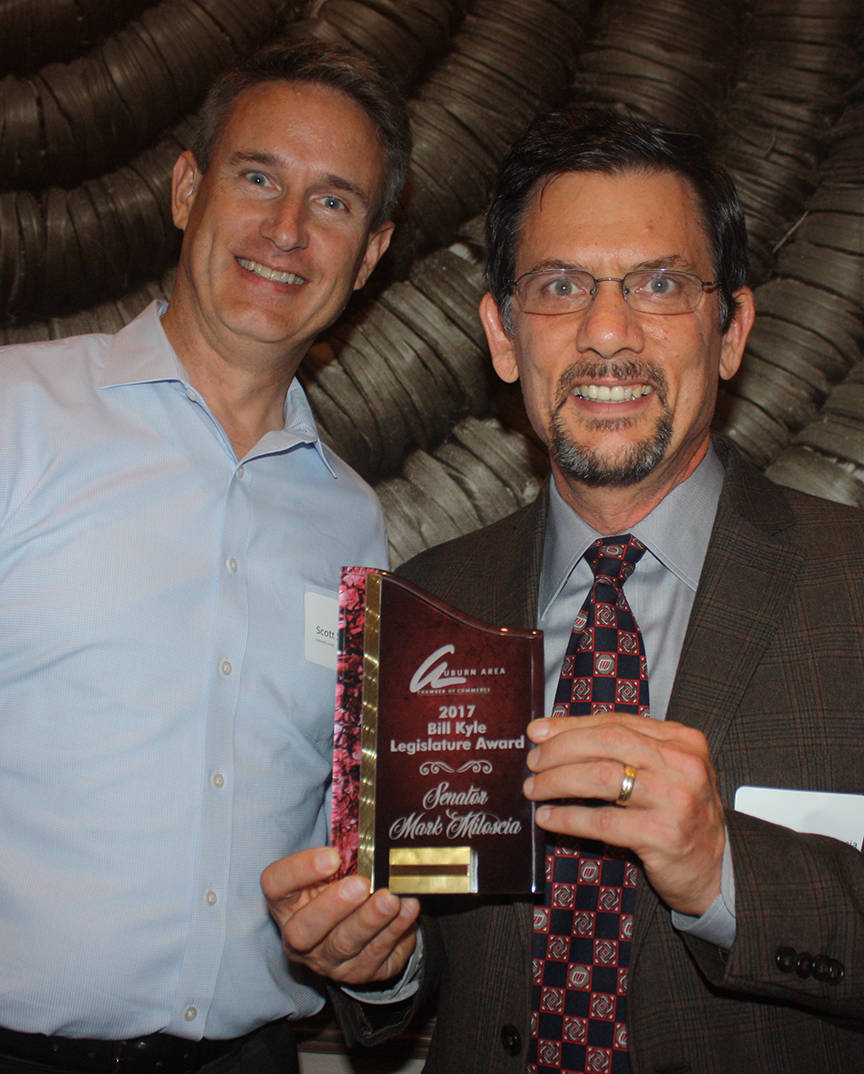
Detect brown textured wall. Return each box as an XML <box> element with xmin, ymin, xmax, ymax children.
<box><xmin>1</xmin><ymin>0</ymin><xmax>863</xmax><ymax>565</ymax></box>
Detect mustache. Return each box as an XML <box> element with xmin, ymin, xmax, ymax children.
<box><xmin>553</xmin><ymin>360</ymin><xmax>667</xmax><ymax>409</ymax></box>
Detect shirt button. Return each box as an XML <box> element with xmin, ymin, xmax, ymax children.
<box><xmin>184</xmin><ymin>1006</ymin><xmax>197</xmax><ymax>1023</ymax></box>
<box><xmin>212</xmin><ymin>772</ymin><xmax>225</xmax><ymax>789</ymax></box>
<box><xmin>205</xmin><ymin>890</ymin><xmax>218</xmax><ymax>906</ymax></box>
<box><xmin>220</xmin><ymin>659</ymin><xmax>232</xmax><ymax>676</ymax></box>
<box><xmin>185</xmin><ymin>388</ymin><xmax>196</xmax><ymax>401</ymax></box>
<box><xmin>226</xmin><ymin>557</ymin><xmax>239</xmax><ymax>573</ymax></box>
<box><xmin>236</xmin><ymin>465</ymin><xmax>245</xmax><ymax>479</ymax></box>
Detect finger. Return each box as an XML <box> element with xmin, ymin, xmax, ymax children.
<box><xmin>528</xmin><ymin>712</ymin><xmax>702</xmax><ymax>746</ymax></box>
<box><xmin>285</xmin><ymin>885</ymin><xmax>420</xmax><ymax>982</ymax></box>
<box><xmin>330</xmin><ymin>887</ymin><xmax>421</xmax><ymax>962</ymax></box>
<box><xmin>279</xmin><ymin>873</ymin><xmax>376</xmax><ymax>956</ymax></box>
<box><xmin>527</xmin><ymin>722</ymin><xmax>649</xmax><ymax>775</ymax></box>
<box><xmin>527</xmin><ymin>716</ymin><xmax>707</xmax><ymax>776</ymax></box>
<box><xmin>327</xmin><ymin>897</ymin><xmax>421</xmax><ymax>984</ymax></box>
<box><xmin>524</xmin><ymin>756</ymin><xmax>636</xmax><ymax>807</ymax></box>
<box><xmin>260</xmin><ymin>846</ymin><xmax>341</xmax><ymax>908</ymax></box>
<box><xmin>527</xmin><ymin>715</ymin><xmax>580</xmax><ymax>743</ymax></box>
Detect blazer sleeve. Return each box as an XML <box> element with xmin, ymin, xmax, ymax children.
<box><xmin>683</xmin><ymin>809</ymin><xmax>864</xmax><ymax>1024</ymax></box>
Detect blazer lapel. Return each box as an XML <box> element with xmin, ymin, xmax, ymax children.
<box><xmin>479</xmin><ymin>484</ymin><xmax>548</xmax><ymax>631</ymax></box>
<box><xmin>667</xmin><ymin>442</ymin><xmax>803</xmax><ymax>749</ymax></box>
<box><xmin>484</xmin><ymin>488</ymin><xmax>548</xmax><ymax>960</ymax></box>
<box><xmin>633</xmin><ymin>441</ymin><xmax>804</xmax><ymax>949</ymax></box>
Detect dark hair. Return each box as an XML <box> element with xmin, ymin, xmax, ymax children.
<box><xmin>192</xmin><ymin>40</ymin><xmax>411</xmax><ymax>229</ymax></box>
<box><xmin>485</xmin><ymin>108</ymin><xmax>748</xmax><ymax>332</ymax></box>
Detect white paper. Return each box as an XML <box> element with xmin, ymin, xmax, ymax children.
<box><xmin>734</xmin><ymin>786</ymin><xmax>864</xmax><ymax>850</ymax></box>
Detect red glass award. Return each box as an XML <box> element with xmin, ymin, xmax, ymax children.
<box><xmin>332</xmin><ymin>567</ymin><xmax>544</xmax><ymax>895</ymax></box>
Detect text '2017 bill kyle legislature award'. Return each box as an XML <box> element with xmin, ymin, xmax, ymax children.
<box><xmin>332</xmin><ymin>567</ymin><xmax>544</xmax><ymax>895</ymax></box>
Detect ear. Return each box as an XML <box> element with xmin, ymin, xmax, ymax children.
<box><xmin>171</xmin><ymin>151</ymin><xmax>201</xmax><ymax>231</ymax></box>
<box><xmin>352</xmin><ymin>221</ymin><xmax>395</xmax><ymax>290</ymax></box>
<box><xmin>718</xmin><ymin>286</ymin><xmax>755</xmax><ymax>382</ymax></box>
<box><xmin>479</xmin><ymin>292</ymin><xmax>520</xmax><ymax>383</ymax></box>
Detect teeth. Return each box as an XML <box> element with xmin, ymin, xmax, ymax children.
<box><xmin>237</xmin><ymin>258</ymin><xmax>305</xmax><ymax>285</ymax></box>
<box><xmin>574</xmin><ymin>384</ymin><xmax>653</xmax><ymax>402</ymax></box>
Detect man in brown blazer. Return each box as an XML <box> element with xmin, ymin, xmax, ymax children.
<box><xmin>262</xmin><ymin>109</ymin><xmax>864</xmax><ymax>1072</ymax></box>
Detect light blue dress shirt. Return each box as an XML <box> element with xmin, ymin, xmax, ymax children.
<box><xmin>0</xmin><ymin>302</ymin><xmax>387</xmax><ymax>1039</ymax></box>
<box><xmin>538</xmin><ymin>448</ymin><xmax>736</xmax><ymax>946</ymax></box>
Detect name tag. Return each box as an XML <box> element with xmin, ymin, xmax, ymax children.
<box><xmin>735</xmin><ymin>785</ymin><xmax>864</xmax><ymax>850</ymax></box>
<box><xmin>305</xmin><ymin>591</ymin><xmax>338</xmax><ymax>670</ymax></box>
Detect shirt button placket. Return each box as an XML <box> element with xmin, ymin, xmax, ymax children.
<box><xmin>171</xmin><ymin>461</ymin><xmax>249</xmax><ymax>1034</ymax></box>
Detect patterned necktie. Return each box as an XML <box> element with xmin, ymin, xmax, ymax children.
<box><xmin>529</xmin><ymin>534</ymin><xmax>649</xmax><ymax>1074</ymax></box>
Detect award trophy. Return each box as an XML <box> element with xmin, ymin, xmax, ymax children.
<box><xmin>331</xmin><ymin>567</ymin><xmax>544</xmax><ymax>895</ymax></box>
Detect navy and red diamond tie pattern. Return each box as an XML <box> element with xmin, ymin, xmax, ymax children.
<box><xmin>529</xmin><ymin>534</ymin><xmax>648</xmax><ymax>1074</ymax></box>
<box><xmin>555</xmin><ymin>534</ymin><xmax>649</xmax><ymax>721</ymax></box>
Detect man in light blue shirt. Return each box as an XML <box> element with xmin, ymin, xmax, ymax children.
<box><xmin>0</xmin><ymin>39</ymin><xmax>409</xmax><ymax>1074</ymax></box>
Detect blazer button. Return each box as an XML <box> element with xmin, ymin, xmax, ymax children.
<box><xmin>501</xmin><ymin>1024</ymin><xmax>522</xmax><ymax>1056</ymax></box>
<box><xmin>775</xmin><ymin>946</ymin><xmax>797</xmax><ymax>973</ymax></box>
<box><xmin>829</xmin><ymin>959</ymin><xmax>846</xmax><ymax>982</ymax></box>
<box><xmin>795</xmin><ymin>952</ymin><xmax>813</xmax><ymax>978</ymax></box>
<box><xmin>813</xmin><ymin>955</ymin><xmax>833</xmax><ymax>982</ymax></box>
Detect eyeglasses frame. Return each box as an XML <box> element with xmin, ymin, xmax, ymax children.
<box><xmin>510</xmin><ymin>267</ymin><xmax>719</xmax><ymax>316</ymax></box>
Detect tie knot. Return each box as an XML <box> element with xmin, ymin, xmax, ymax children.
<box><xmin>584</xmin><ymin>533</ymin><xmax>646</xmax><ymax>586</ymax></box>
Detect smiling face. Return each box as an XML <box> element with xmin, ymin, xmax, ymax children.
<box><xmin>163</xmin><ymin>79</ymin><xmax>393</xmax><ymax>376</ymax></box>
<box><xmin>481</xmin><ymin>168</ymin><xmax>754</xmax><ymax>512</ymax></box>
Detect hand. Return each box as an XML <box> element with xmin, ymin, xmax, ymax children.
<box><xmin>261</xmin><ymin>847</ymin><xmax>420</xmax><ymax>986</ymax></box>
<box><xmin>524</xmin><ymin>712</ymin><xmax>725</xmax><ymax>916</ymax></box>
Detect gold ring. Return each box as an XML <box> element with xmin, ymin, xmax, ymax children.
<box><xmin>616</xmin><ymin>764</ymin><xmax>637</xmax><ymax>805</ymax></box>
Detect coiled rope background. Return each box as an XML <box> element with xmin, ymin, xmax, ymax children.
<box><xmin>2</xmin><ymin>0</ymin><xmax>863</xmax><ymax>565</ymax></box>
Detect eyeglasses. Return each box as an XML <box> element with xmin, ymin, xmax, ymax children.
<box><xmin>511</xmin><ymin>268</ymin><xmax>719</xmax><ymax>316</ymax></box>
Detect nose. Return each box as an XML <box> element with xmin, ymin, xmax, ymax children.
<box><xmin>575</xmin><ymin>278</ymin><xmax>644</xmax><ymax>358</ymax></box>
<box><xmin>260</xmin><ymin>193</ymin><xmax>308</xmax><ymax>251</ymax></box>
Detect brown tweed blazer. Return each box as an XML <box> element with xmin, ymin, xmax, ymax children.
<box><xmin>335</xmin><ymin>438</ymin><xmax>864</xmax><ymax>1074</ymax></box>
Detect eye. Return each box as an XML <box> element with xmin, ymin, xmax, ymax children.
<box><xmin>319</xmin><ymin>194</ymin><xmax>348</xmax><ymax>212</ymax></box>
<box><xmin>541</xmin><ymin>273</ymin><xmax>588</xmax><ymax>300</ymax></box>
<box><xmin>641</xmin><ymin>271</ymin><xmax>682</xmax><ymax>295</ymax></box>
<box><xmin>244</xmin><ymin>171</ymin><xmax>271</xmax><ymax>187</ymax></box>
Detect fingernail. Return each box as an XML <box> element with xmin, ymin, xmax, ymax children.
<box><xmin>377</xmin><ymin>890</ymin><xmax>399</xmax><ymax>914</ymax></box>
<box><xmin>317</xmin><ymin>847</ymin><xmax>341</xmax><ymax>875</ymax></box>
<box><xmin>523</xmin><ymin>775</ymin><xmax>535</xmax><ymax>796</ymax></box>
<box><xmin>344</xmin><ymin>875</ymin><xmax>371</xmax><ymax>901</ymax></box>
<box><xmin>535</xmin><ymin>805</ymin><xmax>551</xmax><ymax>824</ymax></box>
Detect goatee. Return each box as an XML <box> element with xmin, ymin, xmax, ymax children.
<box><xmin>550</xmin><ymin>360</ymin><xmax>671</xmax><ymax>486</ymax></box>
<box><xmin>551</xmin><ymin>412</ymin><xmax>672</xmax><ymax>486</ymax></box>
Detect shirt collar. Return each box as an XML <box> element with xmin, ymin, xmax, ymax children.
<box><xmin>98</xmin><ymin>300</ymin><xmax>187</xmax><ymax>389</ymax></box>
<box><xmin>97</xmin><ymin>300</ymin><xmax>335</xmax><ymax>475</ymax></box>
<box><xmin>540</xmin><ymin>444</ymin><xmax>725</xmax><ymax>613</ymax></box>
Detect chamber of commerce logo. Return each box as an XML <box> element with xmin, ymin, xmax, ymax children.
<box><xmin>408</xmin><ymin>644</ymin><xmax>467</xmax><ymax>693</ymax></box>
